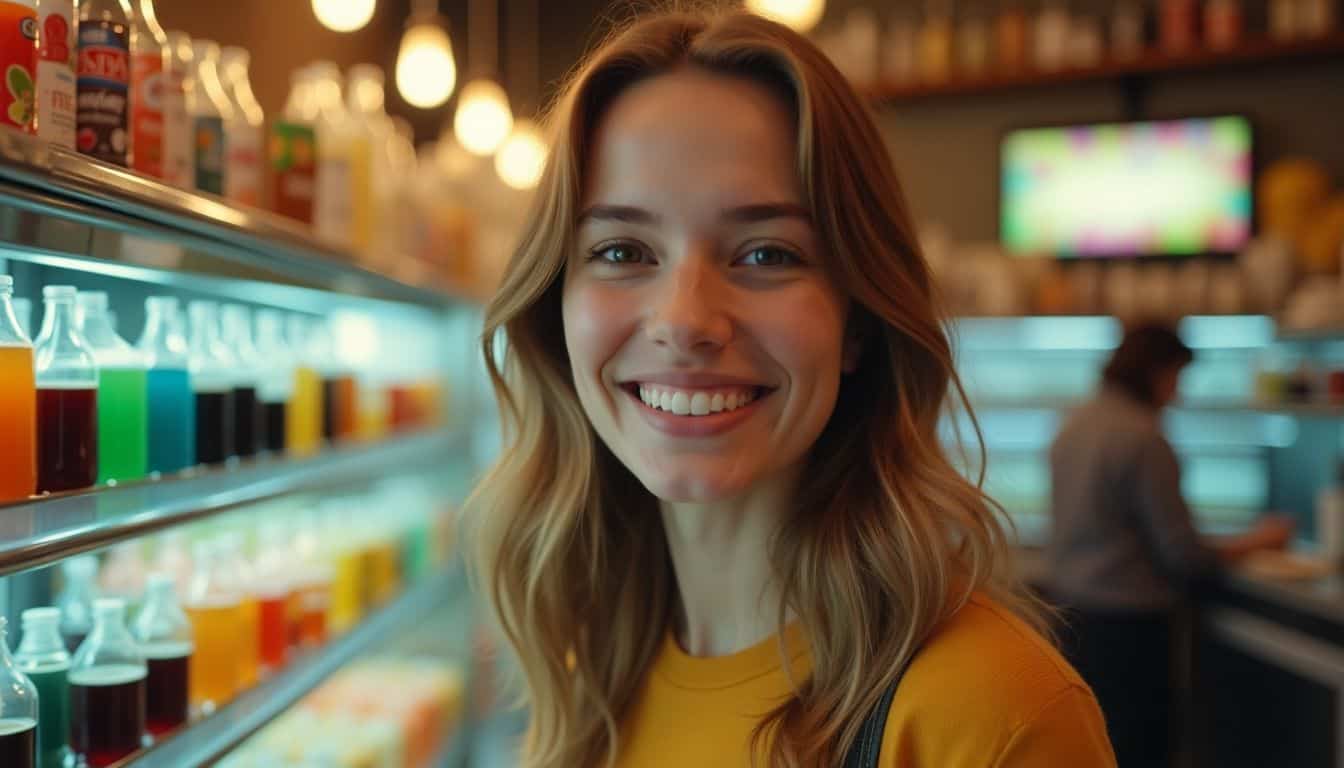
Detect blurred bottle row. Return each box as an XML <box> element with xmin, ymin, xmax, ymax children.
<box><xmin>0</xmin><ymin>275</ymin><xmax>443</xmax><ymax>502</ymax></box>
<box><xmin>0</xmin><ymin>479</ymin><xmax>454</xmax><ymax>768</ymax></box>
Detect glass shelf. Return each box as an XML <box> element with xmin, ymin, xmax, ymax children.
<box><xmin>0</xmin><ymin>430</ymin><xmax>462</xmax><ymax>578</ymax></box>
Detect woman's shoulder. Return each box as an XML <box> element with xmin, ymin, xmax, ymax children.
<box><xmin>881</xmin><ymin>593</ymin><xmax>1116</xmax><ymax>767</ymax></box>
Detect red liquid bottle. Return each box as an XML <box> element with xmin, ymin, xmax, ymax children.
<box><xmin>132</xmin><ymin>573</ymin><xmax>192</xmax><ymax>737</ymax></box>
<box><xmin>33</xmin><ymin>286</ymin><xmax>99</xmax><ymax>493</ymax></box>
<box><xmin>68</xmin><ymin>599</ymin><xmax>147</xmax><ymax>767</ymax></box>
<box><xmin>0</xmin><ymin>616</ymin><xmax>40</xmax><ymax>768</ymax></box>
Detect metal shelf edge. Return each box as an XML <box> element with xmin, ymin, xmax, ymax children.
<box><xmin>0</xmin><ymin>430</ymin><xmax>463</xmax><ymax>577</ymax></box>
<box><xmin>119</xmin><ymin>566</ymin><xmax>462</xmax><ymax>768</ymax></box>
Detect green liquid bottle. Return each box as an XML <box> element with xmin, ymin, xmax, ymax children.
<box><xmin>14</xmin><ymin>608</ymin><xmax>71</xmax><ymax>768</ymax></box>
<box><xmin>77</xmin><ymin>292</ymin><xmax>149</xmax><ymax>484</ymax></box>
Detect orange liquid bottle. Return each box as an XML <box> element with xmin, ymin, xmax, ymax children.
<box><xmin>0</xmin><ymin>276</ymin><xmax>36</xmax><ymax>502</ymax></box>
<box><xmin>185</xmin><ymin>540</ymin><xmax>240</xmax><ymax>715</ymax></box>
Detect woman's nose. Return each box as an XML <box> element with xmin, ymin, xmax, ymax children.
<box><xmin>643</xmin><ymin>251</ymin><xmax>732</xmax><ymax>354</ymax></box>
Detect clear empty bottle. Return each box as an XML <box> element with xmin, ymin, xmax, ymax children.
<box><xmin>56</xmin><ymin>556</ymin><xmax>99</xmax><ymax>653</ymax></box>
<box><xmin>286</xmin><ymin>314</ymin><xmax>323</xmax><ymax>457</ymax></box>
<box><xmin>14</xmin><ymin>607</ymin><xmax>72</xmax><ymax>768</ymax></box>
<box><xmin>138</xmin><ymin>297</ymin><xmax>195</xmax><ymax>474</ymax></box>
<box><xmin>188</xmin><ymin>40</ymin><xmax>233</xmax><ymax>195</ymax></box>
<box><xmin>220</xmin><ymin>47</ymin><xmax>264</xmax><ymax>207</ymax></box>
<box><xmin>0</xmin><ymin>275</ymin><xmax>36</xmax><ymax>502</ymax></box>
<box><xmin>34</xmin><ymin>286</ymin><xmax>99</xmax><ymax>493</ymax></box>
<box><xmin>185</xmin><ymin>539</ymin><xmax>241</xmax><ymax>715</ymax></box>
<box><xmin>254</xmin><ymin>310</ymin><xmax>293</xmax><ymax>454</ymax></box>
<box><xmin>68</xmin><ymin>598</ymin><xmax>147</xmax><ymax>767</ymax></box>
<box><xmin>132</xmin><ymin>573</ymin><xmax>192</xmax><ymax>737</ymax></box>
<box><xmin>78</xmin><ymin>292</ymin><xmax>148</xmax><ymax>485</ymax></box>
<box><xmin>220</xmin><ymin>305</ymin><xmax>263</xmax><ymax>458</ymax></box>
<box><xmin>187</xmin><ymin>301</ymin><xmax>236</xmax><ymax>465</ymax></box>
<box><xmin>0</xmin><ymin>616</ymin><xmax>40</xmax><ymax>768</ymax></box>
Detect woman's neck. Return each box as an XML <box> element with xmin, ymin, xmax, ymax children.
<box><xmin>660</xmin><ymin>479</ymin><xmax>793</xmax><ymax>658</ymax></box>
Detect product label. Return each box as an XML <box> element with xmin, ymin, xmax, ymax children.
<box><xmin>315</xmin><ymin>155</ymin><xmax>352</xmax><ymax>244</ymax></box>
<box><xmin>225</xmin><ymin>121</ymin><xmax>263</xmax><ymax>207</ymax></box>
<box><xmin>76</xmin><ymin>20</ymin><xmax>131</xmax><ymax>165</ymax></box>
<box><xmin>160</xmin><ymin>67</ymin><xmax>191</xmax><ymax>187</ymax></box>
<box><xmin>0</xmin><ymin>2</ymin><xmax>39</xmax><ymax>133</ymax></box>
<box><xmin>270</xmin><ymin>121</ymin><xmax>317</xmax><ymax>224</ymax></box>
<box><xmin>36</xmin><ymin>0</ymin><xmax>75</xmax><ymax>147</ymax></box>
<box><xmin>193</xmin><ymin>114</ymin><xmax>224</xmax><ymax>194</ymax></box>
<box><xmin>130</xmin><ymin>50</ymin><xmax>165</xmax><ymax>178</ymax></box>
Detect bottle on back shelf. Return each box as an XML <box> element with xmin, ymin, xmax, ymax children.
<box><xmin>311</xmin><ymin>61</ymin><xmax>354</xmax><ymax>248</ymax></box>
<box><xmin>254</xmin><ymin>520</ymin><xmax>295</xmax><ymax>675</ymax></box>
<box><xmin>128</xmin><ymin>0</ymin><xmax>167</xmax><ymax>178</ymax></box>
<box><xmin>77</xmin><ymin>291</ymin><xmax>148</xmax><ymax>485</ymax></box>
<box><xmin>14</xmin><ymin>607</ymin><xmax>72</xmax><ymax>768</ymax></box>
<box><xmin>0</xmin><ymin>616</ymin><xmax>40</xmax><ymax>768</ymax></box>
<box><xmin>68</xmin><ymin>598</ymin><xmax>147</xmax><ymax>767</ymax></box>
<box><xmin>34</xmin><ymin>285</ymin><xmax>98</xmax><ymax>493</ymax></box>
<box><xmin>218</xmin><ymin>533</ymin><xmax>261</xmax><ymax>688</ymax></box>
<box><xmin>0</xmin><ymin>275</ymin><xmax>36</xmax><ymax>503</ymax></box>
<box><xmin>291</xmin><ymin>511</ymin><xmax>332</xmax><ymax>649</ymax></box>
<box><xmin>254</xmin><ymin>309</ymin><xmax>294</xmax><ymax>454</ymax></box>
<box><xmin>286</xmin><ymin>314</ymin><xmax>324</xmax><ymax>457</ymax></box>
<box><xmin>219</xmin><ymin>47</ymin><xmax>264</xmax><ymax>207</ymax></box>
<box><xmin>76</xmin><ymin>0</ymin><xmax>133</xmax><ymax>165</ymax></box>
<box><xmin>150</xmin><ymin>530</ymin><xmax>193</xmax><ymax>596</ymax></box>
<box><xmin>0</xmin><ymin>0</ymin><xmax>39</xmax><ymax>135</ymax></box>
<box><xmin>220</xmin><ymin>304</ymin><xmax>263</xmax><ymax>458</ymax></box>
<box><xmin>132</xmin><ymin>572</ymin><xmax>192</xmax><ymax>738</ymax></box>
<box><xmin>186</xmin><ymin>301</ymin><xmax>236</xmax><ymax>466</ymax></box>
<box><xmin>271</xmin><ymin>67</ymin><xmax>318</xmax><ymax>225</ymax></box>
<box><xmin>99</xmin><ymin>540</ymin><xmax>148</xmax><ymax>616</ymax></box>
<box><xmin>137</xmin><ymin>296</ymin><xmax>195</xmax><ymax>474</ymax></box>
<box><xmin>187</xmin><ymin>40</ymin><xmax>232</xmax><ymax>195</ymax></box>
<box><xmin>56</xmin><ymin>556</ymin><xmax>99</xmax><ymax>653</ymax></box>
<box><xmin>344</xmin><ymin>64</ymin><xmax>384</xmax><ymax>257</ymax></box>
<box><xmin>161</xmin><ymin>31</ymin><xmax>193</xmax><ymax>188</ymax></box>
<box><xmin>185</xmin><ymin>538</ymin><xmax>242</xmax><ymax>715</ymax></box>
<box><xmin>35</xmin><ymin>0</ymin><xmax>76</xmax><ymax>148</ymax></box>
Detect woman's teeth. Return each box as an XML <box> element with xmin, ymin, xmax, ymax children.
<box><xmin>637</xmin><ymin>385</ymin><xmax>757</xmax><ymax>416</ymax></box>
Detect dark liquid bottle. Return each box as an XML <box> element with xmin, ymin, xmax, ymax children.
<box><xmin>68</xmin><ymin>599</ymin><xmax>147</xmax><ymax>768</ymax></box>
<box><xmin>232</xmin><ymin>386</ymin><xmax>260</xmax><ymax>457</ymax></box>
<box><xmin>15</xmin><ymin>607</ymin><xmax>73</xmax><ymax>768</ymax></box>
<box><xmin>33</xmin><ymin>286</ymin><xmax>100</xmax><ymax>494</ymax></box>
<box><xmin>254</xmin><ymin>309</ymin><xmax>294</xmax><ymax>455</ymax></box>
<box><xmin>0</xmin><ymin>720</ymin><xmax>36</xmax><ymax>768</ymax></box>
<box><xmin>194</xmin><ymin>390</ymin><xmax>236</xmax><ymax>464</ymax></box>
<box><xmin>0</xmin><ymin>615</ymin><xmax>40</xmax><ymax>768</ymax></box>
<box><xmin>133</xmin><ymin>574</ymin><xmax>193</xmax><ymax>737</ymax></box>
<box><xmin>188</xmin><ymin>301</ymin><xmax>237</xmax><ymax>466</ymax></box>
<box><xmin>263</xmin><ymin>401</ymin><xmax>287</xmax><ymax>453</ymax></box>
<box><xmin>221</xmin><ymin>305</ymin><xmax>265</xmax><ymax>458</ymax></box>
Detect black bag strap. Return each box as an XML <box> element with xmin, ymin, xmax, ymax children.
<box><xmin>841</xmin><ymin>664</ymin><xmax>909</xmax><ymax>768</ymax></box>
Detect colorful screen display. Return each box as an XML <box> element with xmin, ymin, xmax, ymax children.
<box><xmin>1001</xmin><ymin>116</ymin><xmax>1252</xmax><ymax>257</ymax></box>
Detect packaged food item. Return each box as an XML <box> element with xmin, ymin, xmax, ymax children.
<box><xmin>161</xmin><ymin>31</ymin><xmax>193</xmax><ymax>187</ymax></box>
<box><xmin>75</xmin><ymin>0</ymin><xmax>133</xmax><ymax>165</ymax></box>
<box><xmin>35</xmin><ymin>0</ymin><xmax>75</xmax><ymax>147</ymax></box>
<box><xmin>220</xmin><ymin>47</ymin><xmax>264</xmax><ymax>207</ymax></box>
<box><xmin>187</xmin><ymin>40</ymin><xmax>232</xmax><ymax>195</ymax></box>
<box><xmin>271</xmin><ymin>67</ymin><xmax>318</xmax><ymax>225</ymax></box>
<box><xmin>129</xmin><ymin>0</ymin><xmax>168</xmax><ymax>178</ymax></box>
<box><xmin>0</xmin><ymin>0</ymin><xmax>39</xmax><ymax>133</ymax></box>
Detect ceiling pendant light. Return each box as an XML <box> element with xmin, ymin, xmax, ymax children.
<box><xmin>745</xmin><ymin>0</ymin><xmax>826</xmax><ymax>32</ymax></box>
<box><xmin>395</xmin><ymin>0</ymin><xmax>457</xmax><ymax>109</ymax></box>
<box><xmin>494</xmin><ymin>0</ymin><xmax>544</xmax><ymax>188</ymax></box>
<box><xmin>495</xmin><ymin>119</ymin><xmax>545</xmax><ymax>189</ymax></box>
<box><xmin>312</xmin><ymin>0</ymin><xmax>376</xmax><ymax>33</ymax></box>
<box><xmin>452</xmin><ymin>0</ymin><xmax>512</xmax><ymax>155</ymax></box>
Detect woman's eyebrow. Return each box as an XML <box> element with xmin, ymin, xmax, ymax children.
<box><xmin>577</xmin><ymin>202</ymin><xmax>811</xmax><ymax>225</ymax></box>
<box><xmin>578</xmin><ymin>204</ymin><xmax>657</xmax><ymax>224</ymax></box>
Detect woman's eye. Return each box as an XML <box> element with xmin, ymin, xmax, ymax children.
<box><xmin>737</xmin><ymin>247</ymin><xmax>799</xmax><ymax>267</ymax></box>
<box><xmin>591</xmin><ymin>244</ymin><xmax>648</xmax><ymax>264</ymax></box>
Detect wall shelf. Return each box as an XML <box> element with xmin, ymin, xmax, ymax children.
<box><xmin>868</xmin><ymin>33</ymin><xmax>1344</xmax><ymax>105</ymax></box>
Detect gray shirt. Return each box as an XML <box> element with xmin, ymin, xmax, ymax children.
<box><xmin>1045</xmin><ymin>386</ymin><xmax>1220</xmax><ymax>611</ymax></box>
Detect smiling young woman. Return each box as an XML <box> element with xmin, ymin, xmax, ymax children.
<box><xmin>469</xmin><ymin>9</ymin><xmax>1116</xmax><ymax>768</ymax></box>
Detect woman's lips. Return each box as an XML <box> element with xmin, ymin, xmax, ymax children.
<box><xmin>623</xmin><ymin>383</ymin><xmax>770</xmax><ymax>438</ymax></box>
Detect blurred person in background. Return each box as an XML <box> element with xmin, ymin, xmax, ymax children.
<box><xmin>1047</xmin><ymin>323</ymin><xmax>1293</xmax><ymax>768</ymax></box>
<box><xmin>469</xmin><ymin>8</ymin><xmax>1115</xmax><ymax>768</ymax></box>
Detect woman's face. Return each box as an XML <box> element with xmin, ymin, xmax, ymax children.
<box><xmin>562</xmin><ymin>70</ymin><xmax>854</xmax><ymax>504</ymax></box>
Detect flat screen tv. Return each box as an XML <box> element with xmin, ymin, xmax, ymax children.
<box><xmin>1000</xmin><ymin>116</ymin><xmax>1252</xmax><ymax>258</ymax></box>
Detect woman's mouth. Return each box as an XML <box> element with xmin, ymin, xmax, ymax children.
<box><xmin>633</xmin><ymin>384</ymin><xmax>764</xmax><ymax>416</ymax></box>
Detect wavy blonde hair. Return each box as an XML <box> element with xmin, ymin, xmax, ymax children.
<box><xmin>470</xmin><ymin>8</ymin><xmax>1045</xmax><ymax>767</ymax></box>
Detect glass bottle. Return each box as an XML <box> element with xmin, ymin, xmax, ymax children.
<box><xmin>0</xmin><ymin>275</ymin><xmax>36</xmax><ymax>502</ymax></box>
<box><xmin>309</xmin><ymin>318</ymin><xmax>351</xmax><ymax>444</ymax></box>
<box><xmin>0</xmin><ymin>616</ymin><xmax>40</xmax><ymax>768</ymax></box>
<box><xmin>187</xmin><ymin>40</ymin><xmax>233</xmax><ymax>195</ymax></box>
<box><xmin>220</xmin><ymin>304</ymin><xmax>262</xmax><ymax>458</ymax></box>
<box><xmin>286</xmin><ymin>314</ymin><xmax>324</xmax><ymax>457</ymax></box>
<box><xmin>345</xmin><ymin>64</ymin><xmax>384</xmax><ymax>256</ymax></box>
<box><xmin>13</xmin><ymin>296</ymin><xmax>31</xmax><ymax>339</ymax></box>
<box><xmin>132</xmin><ymin>572</ymin><xmax>192</xmax><ymax>737</ymax></box>
<box><xmin>218</xmin><ymin>533</ymin><xmax>261</xmax><ymax>688</ymax></box>
<box><xmin>311</xmin><ymin>61</ymin><xmax>355</xmax><ymax>248</ymax></box>
<box><xmin>150</xmin><ymin>530</ymin><xmax>193</xmax><ymax>597</ymax></box>
<box><xmin>271</xmin><ymin>67</ymin><xmax>319</xmax><ymax>225</ymax></box>
<box><xmin>68</xmin><ymin>598</ymin><xmax>147</xmax><ymax>767</ymax></box>
<box><xmin>56</xmin><ymin>555</ymin><xmax>99</xmax><ymax>652</ymax></box>
<box><xmin>138</xmin><ymin>297</ymin><xmax>195</xmax><ymax>474</ymax></box>
<box><xmin>34</xmin><ymin>285</ymin><xmax>98</xmax><ymax>493</ymax></box>
<box><xmin>78</xmin><ymin>291</ymin><xmax>148</xmax><ymax>484</ymax></box>
<box><xmin>187</xmin><ymin>301</ymin><xmax>236</xmax><ymax>465</ymax></box>
<box><xmin>254</xmin><ymin>310</ymin><xmax>293</xmax><ymax>454</ymax></box>
<box><xmin>14</xmin><ymin>607</ymin><xmax>71</xmax><ymax>768</ymax></box>
<box><xmin>99</xmin><ymin>540</ymin><xmax>148</xmax><ymax>615</ymax></box>
<box><xmin>290</xmin><ymin>509</ymin><xmax>332</xmax><ymax>649</ymax></box>
<box><xmin>129</xmin><ymin>0</ymin><xmax>169</xmax><ymax>178</ymax></box>
<box><xmin>220</xmin><ymin>47</ymin><xmax>265</xmax><ymax>207</ymax></box>
<box><xmin>254</xmin><ymin>520</ymin><xmax>294</xmax><ymax>674</ymax></box>
<box><xmin>162</xmin><ymin>31</ymin><xmax>194</xmax><ymax>188</ymax></box>
<box><xmin>185</xmin><ymin>539</ymin><xmax>241</xmax><ymax>715</ymax></box>
<box><xmin>76</xmin><ymin>0</ymin><xmax>134</xmax><ymax>166</ymax></box>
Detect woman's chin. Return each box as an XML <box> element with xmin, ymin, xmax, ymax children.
<box><xmin>635</xmin><ymin>467</ymin><xmax>755</xmax><ymax>506</ymax></box>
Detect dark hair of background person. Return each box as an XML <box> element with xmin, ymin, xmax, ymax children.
<box><xmin>1102</xmin><ymin>324</ymin><xmax>1195</xmax><ymax>405</ymax></box>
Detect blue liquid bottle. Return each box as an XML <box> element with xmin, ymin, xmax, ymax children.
<box><xmin>137</xmin><ymin>297</ymin><xmax>195</xmax><ymax>474</ymax></box>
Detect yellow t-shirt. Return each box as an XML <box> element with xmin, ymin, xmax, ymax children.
<box><xmin>615</xmin><ymin>594</ymin><xmax>1116</xmax><ymax>767</ymax></box>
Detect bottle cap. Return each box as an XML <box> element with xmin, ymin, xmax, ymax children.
<box><xmin>43</xmin><ymin>285</ymin><xmax>76</xmax><ymax>300</ymax></box>
<box><xmin>146</xmin><ymin>295</ymin><xmax>179</xmax><ymax>310</ymax></box>
<box><xmin>21</xmin><ymin>607</ymin><xmax>60</xmax><ymax>628</ymax></box>
<box><xmin>76</xmin><ymin>292</ymin><xmax>109</xmax><ymax>312</ymax></box>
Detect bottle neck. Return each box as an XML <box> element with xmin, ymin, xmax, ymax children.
<box><xmin>0</xmin><ymin>291</ymin><xmax>27</xmax><ymax>345</ymax></box>
<box><xmin>37</xmin><ymin>298</ymin><xmax>78</xmax><ymax>346</ymax></box>
<box><xmin>16</xmin><ymin>622</ymin><xmax>67</xmax><ymax>659</ymax></box>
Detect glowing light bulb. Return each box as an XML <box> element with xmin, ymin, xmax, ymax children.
<box><xmin>495</xmin><ymin>120</ymin><xmax>546</xmax><ymax>190</ymax></box>
<box><xmin>745</xmin><ymin>0</ymin><xmax>826</xmax><ymax>32</ymax></box>
<box><xmin>312</xmin><ymin>0</ymin><xmax>376</xmax><ymax>33</ymax></box>
<box><xmin>453</xmin><ymin>79</ymin><xmax>512</xmax><ymax>156</ymax></box>
<box><xmin>396</xmin><ymin>19</ymin><xmax>457</xmax><ymax>109</ymax></box>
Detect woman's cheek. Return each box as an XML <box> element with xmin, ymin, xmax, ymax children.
<box><xmin>563</xmin><ymin>282</ymin><xmax>637</xmax><ymax>381</ymax></box>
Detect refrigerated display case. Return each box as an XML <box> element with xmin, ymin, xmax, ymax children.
<box><xmin>0</xmin><ymin>132</ymin><xmax>489</xmax><ymax>767</ymax></box>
